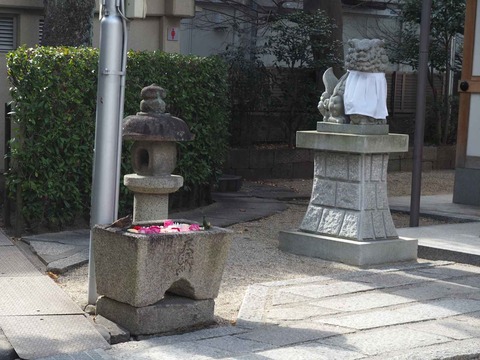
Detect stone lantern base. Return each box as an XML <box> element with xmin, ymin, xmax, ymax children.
<box><xmin>97</xmin><ymin>295</ymin><xmax>215</xmax><ymax>336</ymax></box>
<box><xmin>279</xmin><ymin>129</ymin><xmax>418</xmax><ymax>266</ymax></box>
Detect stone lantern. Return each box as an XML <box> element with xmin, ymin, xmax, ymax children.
<box><xmin>122</xmin><ymin>84</ymin><xmax>194</xmax><ymax>222</ymax></box>
<box><xmin>93</xmin><ymin>85</ymin><xmax>232</xmax><ymax>336</ymax></box>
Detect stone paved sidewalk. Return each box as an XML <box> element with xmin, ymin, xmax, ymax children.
<box><xmin>42</xmin><ymin>260</ymin><xmax>480</xmax><ymax>360</ymax></box>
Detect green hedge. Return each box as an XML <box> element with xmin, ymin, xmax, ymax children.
<box><xmin>7</xmin><ymin>46</ymin><xmax>229</xmax><ymax>230</ymax></box>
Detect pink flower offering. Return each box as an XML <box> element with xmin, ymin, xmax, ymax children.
<box><xmin>163</xmin><ymin>220</ymin><xmax>174</xmax><ymax>227</ymax></box>
<box><xmin>189</xmin><ymin>223</ymin><xmax>201</xmax><ymax>231</ymax></box>
<box><xmin>127</xmin><ymin>220</ymin><xmax>205</xmax><ymax>234</ymax></box>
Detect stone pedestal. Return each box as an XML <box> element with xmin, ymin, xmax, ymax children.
<box><xmin>279</xmin><ymin>129</ymin><xmax>418</xmax><ymax>266</ymax></box>
<box><xmin>97</xmin><ymin>295</ymin><xmax>215</xmax><ymax>336</ymax></box>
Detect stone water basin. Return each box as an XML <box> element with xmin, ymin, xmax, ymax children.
<box><xmin>93</xmin><ymin>221</ymin><xmax>232</xmax><ymax>307</ymax></box>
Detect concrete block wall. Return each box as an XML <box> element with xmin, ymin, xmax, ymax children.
<box><xmin>389</xmin><ymin>145</ymin><xmax>455</xmax><ymax>172</ymax></box>
<box><xmin>222</xmin><ymin>148</ymin><xmax>315</xmax><ymax>180</ymax></box>
<box><xmin>224</xmin><ymin>145</ymin><xmax>455</xmax><ymax>180</ymax></box>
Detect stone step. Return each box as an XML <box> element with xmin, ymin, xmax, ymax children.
<box><xmin>398</xmin><ymin>222</ymin><xmax>480</xmax><ymax>266</ymax></box>
<box><xmin>0</xmin><ymin>229</ymin><xmax>110</xmax><ymax>359</ymax></box>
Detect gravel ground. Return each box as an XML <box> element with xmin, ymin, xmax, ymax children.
<box><xmin>55</xmin><ymin>170</ymin><xmax>456</xmax><ymax>325</ymax></box>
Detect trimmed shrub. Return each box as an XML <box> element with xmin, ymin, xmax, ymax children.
<box><xmin>7</xmin><ymin>46</ymin><xmax>229</xmax><ymax>230</ymax></box>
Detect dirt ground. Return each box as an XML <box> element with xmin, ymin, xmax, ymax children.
<box><xmin>54</xmin><ymin>170</ymin><xmax>455</xmax><ymax>325</ymax></box>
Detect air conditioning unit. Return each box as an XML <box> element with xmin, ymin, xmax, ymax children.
<box><xmin>125</xmin><ymin>0</ymin><xmax>147</xmax><ymax>19</ymax></box>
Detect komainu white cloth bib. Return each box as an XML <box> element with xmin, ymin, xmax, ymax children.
<box><xmin>344</xmin><ymin>70</ymin><xmax>388</xmax><ymax>119</ymax></box>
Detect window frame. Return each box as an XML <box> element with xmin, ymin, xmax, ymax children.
<box><xmin>0</xmin><ymin>15</ymin><xmax>17</xmax><ymax>53</ymax></box>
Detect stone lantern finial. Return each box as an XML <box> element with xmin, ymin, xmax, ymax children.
<box><xmin>139</xmin><ymin>84</ymin><xmax>166</xmax><ymax>114</ymax></box>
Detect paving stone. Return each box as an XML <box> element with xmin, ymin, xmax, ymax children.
<box><xmin>0</xmin><ymin>276</ymin><xmax>83</xmax><ymax>315</ymax></box>
<box><xmin>266</xmin><ymin>303</ymin><xmax>338</xmax><ymax>322</ymax></box>
<box><xmin>92</xmin><ymin>315</ymin><xmax>130</xmax><ymax>345</ymax></box>
<box><xmin>281</xmin><ymin>281</ymin><xmax>373</xmax><ymax>299</ymax></box>
<box><xmin>38</xmin><ymin>349</ymin><xmax>114</xmax><ymax>360</ymax></box>
<box><xmin>22</xmin><ymin>229</ymin><xmax>90</xmax><ymax>247</ymax></box>
<box><xmin>237</xmin><ymin>285</ymin><xmax>270</xmax><ymax>327</ymax></box>
<box><xmin>47</xmin><ymin>247</ymin><xmax>89</xmax><ymax>273</ymax></box>
<box><xmin>312</xmin><ymin>291</ymin><xmax>412</xmax><ymax>312</ymax></box>
<box><xmin>366</xmin><ymin>337</ymin><xmax>480</xmax><ymax>360</ymax></box>
<box><xmin>154</xmin><ymin>326</ymin><xmax>248</xmax><ymax>345</ymax></box>
<box><xmin>258</xmin><ymin>275</ymin><xmax>334</xmax><ymax>288</ymax></box>
<box><xmin>0</xmin><ymin>315</ymin><xmax>110</xmax><ymax>359</ymax></box>
<box><xmin>285</xmin><ymin>321</ymin><xmax>356</xmax><ymax>336</ymax></box>
<box><xmin>109</xmin><ymin>325</ymin><xmax>246</xmax><ymax>356</ymax></box>
<box><xmin>320</xmin><ymin>326</ymin><xmax>452</xmax><ymax>356</ymax></box>
<box><xmin>317</xmin><ymin>298</ymin><xmax>480</xmax><ymax>330</ymax></box>
<box><xmin>116</xmin><ymin>340</ymin><xmax>233</xmax><ymax>360</ymax></box>
<box><xmin>28</xmin><ymin>241</ymin><xmax>79</xmax><ymax>262</ymax></box>
<box><xmin>0</xmin><ymin>231</ymin><xmax>12</xmax><ymax>246</ymax></box>
<box><xmin>386</xmin><ymin>278</ymin><xmax>480</xmax><ymax>300</ymax></box>
<box><xmin>105</xmin><ymin>340</ymin><xmax>153</xmax><ymax>358</ymax></box>
<box><xmin>406</xmin><ymin>314</ymin><xmax>480</xmax><ymax>340</ymax></box>
<box><xmin>0</xmin><ymin>329</ymin><xmax>16</xmax><ymax>360</ymax></box>
<box><xmin>0</xmin><ymin>246</ymin><xmax>42</xmax><ymax>277</ymax></box>
<box><xmin>455</xmin><ymin>275</ymin><xmax>480</xmax><ymax>288</ymax></box>
<box><xmin>367</xmin><ymin>260</ymin><xmax>452</xmax><ymax>273</ymax></box>
<box><xmin>349</xmin><ymin>271</ymin><xmax>431</xmax><ymax>288</ymax></box>
<box><xmin>236</xmin><ymin>325</ymin><xmax>331</xmax><ymax>346</ymax></box>
<box><xmin>247</xmin><ymin>342</ymin><xmax>365</xmax><ymax>360</ymax></box>
<box><xmin>413</xmin><ymin>263</ymin><xmax>480</xmax><ymax>279</ymax></box>
<box><xmin>196</xmin><ymin>335</ymin><xmax>274</xmax><ymax>355</ymax></box>
<box><xmin>271</xmin><ymin>290</ymin><xmax>312</xmax><ymax>306</ymax></box>
<box><xmin>93</xmin><ymin>323</ymin><xmax>112</xmax><ymax>344</ymax></box>
<box><xmin>445</xmin><ymin>263</ymin><xmax>480</xmax><ymax>274</ymax></box>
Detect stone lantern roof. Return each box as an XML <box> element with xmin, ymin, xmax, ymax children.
<box><xmin>122</xmin><ymin>84</ymin><xmax>194</xmax><ymax>142</ymax></box>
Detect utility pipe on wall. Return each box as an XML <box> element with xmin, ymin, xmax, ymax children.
<box><xmin>87</xmin><ymin>0</ymin><xmax>128</xmax><ymax>305</ymax></box>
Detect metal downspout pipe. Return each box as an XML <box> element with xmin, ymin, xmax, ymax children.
<box><xmin>87</xmin><ymin>0</ymin><xmax>128</xmax><ymax>305</ymax></box>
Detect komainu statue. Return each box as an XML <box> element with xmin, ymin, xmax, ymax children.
<box><xmin>318</xmin><ymin>39</ymin><xmax>389</xmax><ymax>125</ymax></box>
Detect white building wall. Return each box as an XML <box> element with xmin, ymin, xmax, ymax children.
<box><xmin>180</xmin><ymin>1</ymin><xmax>403</xmax><ymax>69</ymax></box>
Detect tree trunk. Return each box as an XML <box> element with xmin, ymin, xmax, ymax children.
<box><xmin>304</xmin><ymin>0</ymin><xmax>344</xmax><ymax>79</ymax></box>
<box><xmin>42</xmin><ymin>0</ymin><xmax>95</xmax><ymax>47</ymax></box>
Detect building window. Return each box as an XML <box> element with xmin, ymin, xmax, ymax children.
<box><xmin>0</xmin><ymin>16</ymin><xmax>15</xmax><ymax>52</ymax></box>
<box><xmin>39</xmin><ymin>18</ymin><xmax>44</xmax><ymax>44</ymax></box>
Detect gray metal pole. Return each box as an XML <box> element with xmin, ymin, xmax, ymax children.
<box><xmin>410</xmin><ymin>0</ymin><xmax>432</xmax><ymax>227</ymax></box>
<box><xmin>87</xmin><ymin>0</ymin><xmax>126</xmax><ymax>305</ymax></box>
